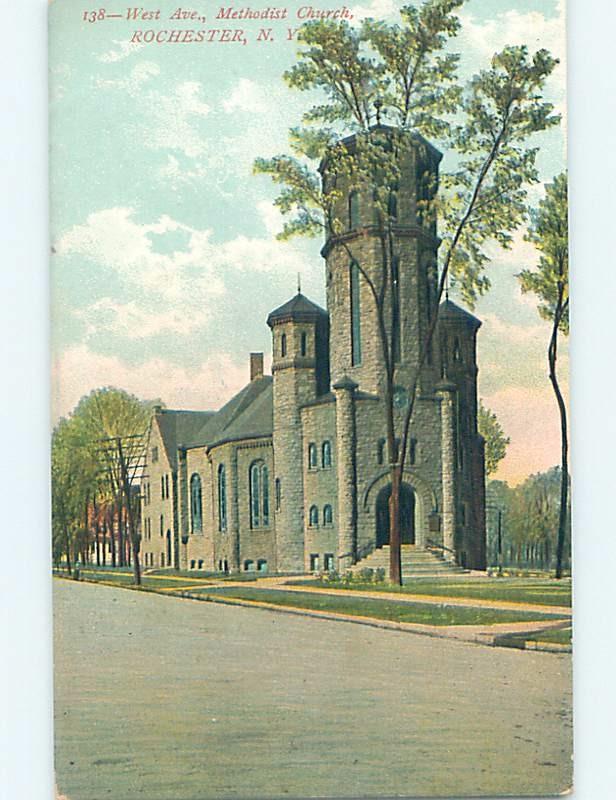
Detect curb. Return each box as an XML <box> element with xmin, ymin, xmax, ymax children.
<box><xmin>54</xmin><ymin>576</ymin><xmax>571</xmax><ymax>654</ymax></box>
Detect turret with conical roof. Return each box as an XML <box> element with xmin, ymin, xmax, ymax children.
<box><xmin>267</xmin><ymin>291</ymin><xmax>330</xmax><ymax>571</ymax></box>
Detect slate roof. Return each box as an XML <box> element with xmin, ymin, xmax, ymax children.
<box><xmin>267</xmin><ymin>293</ymin><xmax>328</xmax><ymax>327</ymax></box>
<box><xmin>184</xmin><ymin>375</ymin><xmax>273</xmax><ymax>450</ymax></box>
<box><xmin>439</xmin><ymin>299</ymin><xmax>482</xmax><ymax>329</ymax></box>
<box><xmin>155</xmin><ymin>409</ymin><xmax>215</xmax><ymax>469</ymax></box>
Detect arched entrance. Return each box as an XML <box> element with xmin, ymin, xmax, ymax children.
<box><xmin>375</xmin><ymin>483</ymin><xmax>415</xmax><ymax>547</ymax></box>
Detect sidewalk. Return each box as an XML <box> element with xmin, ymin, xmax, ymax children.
<box><xmin>204</xmin><ymin>574</ymin><xmax>572</xmax><ymax>617</ymax></box>
<box><xmin>176</xmin><ymin>588</ymin><xmax>571</xmax><ymax>651</ymax></box>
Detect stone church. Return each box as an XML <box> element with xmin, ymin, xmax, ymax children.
<box><xmin>140</xmin><ymin>128</ymin><xmax>486</xmax><ymax>575</ymax></box>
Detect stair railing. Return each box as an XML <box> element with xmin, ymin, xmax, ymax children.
<box><xmin>425</xmin><ymin>538</ymin><xmax>457</xmax><ymax>561</ymax></box>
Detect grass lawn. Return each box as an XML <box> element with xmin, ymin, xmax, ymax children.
<box><xmin>289</xmin><ymin>577</ymin><xmax>572</xmax><ymax>608</ymax></box>
<box><xmin>518</xmin><ymin>626</ymin><xmax>572</xmax><ymax>646</ymax></box>
<box><xmin>191</xmin><ymin>586</ymin><xmax>568</xmax><ymax>627</ymax></box>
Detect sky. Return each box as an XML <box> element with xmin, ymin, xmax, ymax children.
<box><xmin>49</xmin><ymin>0</ymin><xmax>567</xmax><ymax>486</ymax></box>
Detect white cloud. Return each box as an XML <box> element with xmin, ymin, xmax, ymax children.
<box><xmin>351</xmin><ymin>0</ymin><xmax>397</xmax><ymax>23</ymax></box>
<box><xmin>222</xmin><ymin>78</ymin><xmax>268</xmax><ymax>114</ymax></box>
<box><xmin>96</xmin><ymin>60</ymin><xmax>160</xmax><ymax>93</ymax></box>
<box><xmin>96</xmin><ymin>65</ymin><xmax>211</xmax><ymax>158</ymax></box>
<box><xmin>458</xmin><ymin>0</ymin><xmax>566</xmax><ymax>127</ymax></box>
<box><xmin>55</xmin><ymin>206</ymin><xmax>312</xmax><ymax>339</ymax></box>
<box><xmin>52</xmin><ymin>346</ymin><xmax>251</xmax><ymax>424</ymax></box>
<box><xmin>74</xmin><ymin>298</ymin><xmax>205</xmax><ymax>339</ymax></box>
<box><xmin>257</xmin><ymin>200</ymin><xmax>284</xmax><ymax>237</ymax></box>
<box><xmin>98</xmin><ymin>39</ymin><xmax>145</xmax><ymax>63</ymax></box>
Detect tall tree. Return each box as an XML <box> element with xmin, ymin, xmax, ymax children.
<box><xmin>256</xmin><ymin>3</ymin><xmax>559</xmax><ymax>583</ymax></box>
<box><xmin>68</xmin><ymin>387</ymin><xmax>155</xmax><ymax>585</ymax></box>
<box><xmin>518</xmin><ymin>173</ymin><xmax>569</xmax><ymax>578</ymax></box>
<box><xmin>478</xmin><ymin>401</ymin><xmax>510</xmax><ymax>477</ymax></box>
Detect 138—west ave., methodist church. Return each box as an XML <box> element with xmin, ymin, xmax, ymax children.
<box><xmin>140</xmin><ymin>127</ymin><xmax>487</xmax><ymax>576</ymax></box>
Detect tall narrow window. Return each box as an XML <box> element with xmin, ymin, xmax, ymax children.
<box><xmin>190</xmin><ymin>473</ymin><xmax>202</xmax><ymax>532</ymax></box>
<box><xmin>161</xmin><ymin>476</ymin><xmax>165</xmax><ymax>498</ymax></box>
<box><xmin>165</xmin><ymin>474</ymin><xmax>170</xmax><ymax>499</ymax></box>
<box><xmin>262</xmin><ymin>465</ymin><xmax>269</xmax><ymax>525</ymax></box>
<box><xmin>350</xmin><ymin>260</ymin><xmax>362</xmax><ymax>366</ymax></box>
<box><xmin>250</xmin><ymin>462</ymin><xmax>261</xmax><ymax>528</ymax></box>
<box><xmin>388</xmin><ymin>182</ymin><xmax>399</xmax><ymax>220</ymax></box>
<box><xmin>323</xmin><ymin>505</ymin><xmax>333</xmax><ymax>525</ymax></box>
<box><xmin>409</xmin><ymin>438</ymin><xmax>417</xmax><ymax>466</ymax></box>
<box><xmin>218</xmin><ymin>464</ymin><xmax>227</xmax><ymax>531</ymax></box>
<box><xmin>281</xmin><ymin>333</ymin><xmax>287</xmax><ymax>358</ymax></box>
<box><xmin>275</xmin><ymin>478</ymin><xmax>281</xmax><ymax>511</ymax></box>
<box><xmin>309</xmin><ymin>506</ymin><xmax>319</xmax><ymax>527</ymax></box>
<box><xmin>349</xmin><ymin>191</ymin><xmax>360</xmax><ymax>229</ymax></box>
<box><xmin>322</xmin><ymin>440</ymin><xmax>332</xmax><ymax>468</ymax></box>
<box><xmin>377</xmin><ymin>438</ymin><xmax>386</xmax><ymax>465</ymax></box>
<box><xmin>453</xmin><ymin>337</ymin><xmax>462</xmax><ymax>363</ymax></box>
<box><xmin>308</xmin><ymin>443</ymin><xmax>317</xmax><ymax>469</ymax></box>
<box><xmin>392</xmin><ymin>256</ymin><xmax>401</xmax><ymax>362</ymax></box>
<box><xmin>301</xmin><ymin>331</ymin><xmax>307</xmax><ymax>357</ymax></box>
<box><xmin>249</xmin><ymin>461</ymin><xmax>270</xmax><ymax>528</ymax></box>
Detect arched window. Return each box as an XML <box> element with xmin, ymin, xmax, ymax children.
<box><xmin>190</xmin><ymin>473</ymin><xmax>202</xmax><ymax>532</ymax></box>
<box><xmin>308</xmin><ymin>442</ymin><xmax>317</xmax><ymax>469</ymax></box>
<box><xmin>309</xmin><ymin>505</ymin><xmax>319</xmax><ymax>527</ymax></box>
<box><xmin>377</xmin><ymin>438</ymin><xmax>386</xmax><ymax>465</ymax></box>
<box><xmin>218</xmin><ymin>464</ymin><xmax>227</xmax><ymax>531</ymax></box>
<box><xmin>323</xmin><ymin>504</ymin><xmax>333</xmax><ymax>525</ymax></box>
<box><xmin>275</xmin><ymin>478</ymin><xmax>281</xmax><ymax>511</ymax></box>
<box><xmin>249</xmin><ymin>461</ymin><xmax>270</xmax><ymax>528</ymax></box>
<box><xmin>244</xmin><ymin>559</ymin><xmax>254</xmax><ymax>571</ymax></box>
<box><xmin>250</xmin><ymin>462</ymin><xmax>261</xmax><ymax>528</ymax></box>
<box><xmin>350</xmin><ymin>260</ymin><xmax>362</xmax><ymax>365</ymax></box>
<box><xmin>322</xmin><ymin>440</ymin><xmax>332</xmax><ymax>468</ymax></box>
<box><xmin>281</xmin><ymin>333</ymin><xmax>287</xmax><ymax>357</ymax></box>
<box><xmin>262</xmin><ymin>465</ymin><xmax>269</xmax><ymax>525</ymax></box>
<box><xmin>349</xmin><ymin>191</ymin><xmax>360</xmax><ymax>229</ymax></box>
<box><xmin>453</xmin><ymin>337</ymin><xmax>462</xmax><ymax>363</ymax></box>
<box><xmin>301</xmin><ymin>331</ymin><xmax>307</xmax><ymax>357</ymax></box>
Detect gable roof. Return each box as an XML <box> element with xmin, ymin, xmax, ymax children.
<box><xmin>154</xmin><ymin>409</ymin><xmax>215</xmax><ymax>469</ymax></box>
<box><xmin>184</xmin><ymin>375</ymin><xmax>273</xmax><ymax>450</ymax></box>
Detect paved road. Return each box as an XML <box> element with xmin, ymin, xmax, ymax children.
<box><xmin>54</xmin><ymin>581</ymin><xmax>572</xmax><ymax>799</ymax></box>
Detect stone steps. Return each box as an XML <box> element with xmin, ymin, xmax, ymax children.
<box><xmin>351</xmin><ymin>545</ymin><xmax>469</xmax><ymax>578</ymax></box>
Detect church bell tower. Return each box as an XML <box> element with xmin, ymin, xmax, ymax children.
<box><xmin>320</xmin><ymin>126</ymin><xmax>443</xmax><ymax>396</ymax></box>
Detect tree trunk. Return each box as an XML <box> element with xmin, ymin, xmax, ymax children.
<box><xmin>109</xmin><ymin>509</ymin><xmax>117</xmax><ymax>568</ymax></box>
<box><xmin>117</xmin><ymin>494</ymin><xmax>125</xmax><ymax>567</ymax></box>
<box><xmin>64</xmin><ymin>525</ymin><xmax>72</xmax><ymax>574</ymax></box>
<box><xmin>389</xmin><ymin>464</ymin><xmax>402</xmax><ymax>585</ymax></box>
<box><xmin>549</xmin><ymin>317</ymin><xmax>569</xmax><ymax>579</ymax></box>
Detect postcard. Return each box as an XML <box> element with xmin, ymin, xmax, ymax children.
<box><xmin>50</xmin><ymin>1</ymin><xmax>571</xmax><ymax>797</ymax></box>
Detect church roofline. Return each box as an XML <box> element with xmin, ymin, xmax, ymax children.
<box><xmin>439</xmin><ymin>299</ymin><xmax>482</xmax><ymax>330</ymax></box>
<box><xmin>318</xmin><ymin>125</ymin><xmax>443</xmax><ymax>174</ymax></box>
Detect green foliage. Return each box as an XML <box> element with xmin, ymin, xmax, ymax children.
<box><xmin>255</xmin><ymin>3</ymin><xmax>560</xmax><ymax>307</ymax></box>
<box><xmin>478</xmin><ymin>401</ymin><xmax>510</xmax><ymax>476</ymax></box>
<box><xmin>518</xmin><ymin>173</ymin><xmax>569</xmax><ymax>333</ymax></box>
<box><xmin>486</xmin><ymin>469</ymin><xmax>571</xmax><ymax>570</ymax></box>
<box><xmin>51</xmin><ymin>388</ymin><xmax>158</xmax><ymax>566</ymax></box>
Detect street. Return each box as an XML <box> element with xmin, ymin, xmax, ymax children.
<box><xmin>54</xmin><ymin>580</ymin><xmax>572</xmax><ymax>799</ymax></box>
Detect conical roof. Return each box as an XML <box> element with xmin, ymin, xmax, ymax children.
<box><xmin>267</xmin><ymin>293</ymin><xmax>328</xmax><ymax>327</ymax></box>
